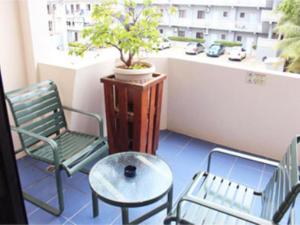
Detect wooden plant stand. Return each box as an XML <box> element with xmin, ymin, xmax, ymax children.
<box><xmin>101</xmin><ymin>73</ymin><xmax>167</xmax><ymax>155</ymax></box>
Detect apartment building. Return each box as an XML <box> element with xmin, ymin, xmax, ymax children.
<box><xmin>139</xmin><ymin>0</ymin><xmax>281</xmax><ymax>51</ymax></box>
<box><xmin>47</xmin><ymin>0</ymin><xmax>281</xmax><ymax>51</ymax></box>
<box><xmin>46</xmin><ymin>0</ymin><xmax>93</xmax><ymax>50</ymax></box>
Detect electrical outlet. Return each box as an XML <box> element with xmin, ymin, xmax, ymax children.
<box><xmin>246</xmin><ymin>72</ymin><xmax>266</xmax><ymax>85</ymax></box>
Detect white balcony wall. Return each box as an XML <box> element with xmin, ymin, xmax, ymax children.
<box><xmin>39</xmin><ymin>54</ymin><xmax>300</xmax><ymax>161</ymax></box>
<box><xmin>167</xmin><ymin>58</ymin><xmax>300</xmax><ymax>160</ymax></box>
<box><xmin>261</xmin><ymin>10</ymin><xmax>281</xmax><ymax>23</ymax></box>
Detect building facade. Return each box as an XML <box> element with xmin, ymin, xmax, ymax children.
<box><xmin>143</xmin><ymin>0</ymin><xmax>281</xmax><ymax>51</ymax></box>
<box><xmin>47</xmin><ymin>0</ymin><xmax>281</xmax><ymax>51</ymax></box>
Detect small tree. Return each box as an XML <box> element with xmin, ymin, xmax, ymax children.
<box><xmin>276</xmin><ymin>0</ymin><xmax>300</xmax><ymax>73</ymax></box>
<box><xmin>69</xmin><ymin>0</ymin><xmax>170</xmax><ymax>69</ymax></box>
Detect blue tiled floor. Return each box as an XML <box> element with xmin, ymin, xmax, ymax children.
<box><xmin>17</xmin><ymin>130</ymin><xmax>298</xmax><ymax>225</ymax></box>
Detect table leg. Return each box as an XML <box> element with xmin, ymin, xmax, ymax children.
<box><xmin>167</xmin><ymin>185</ymin><xmax>173</xmax><ymax>214</ymax></box>
<box><xmin>121</xmin><ymin>207</ymin><xmax>129</xmax><ymax>225</ymax></box>
<box><xmin>92</xmin><ymin>190</ymin><xmax>99</xmax><ymax>217</ymax></box>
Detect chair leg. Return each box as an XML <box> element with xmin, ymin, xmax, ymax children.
<box><xmin>23</xmin><ymin>167</ymin><xmax>64</xmax><ymax>216</ymax></box>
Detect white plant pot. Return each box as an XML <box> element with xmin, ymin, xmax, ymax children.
<box><xmin>114</xmin><ymin>62</ymin><xmax>155</xmax><ymax>83</ymax></box>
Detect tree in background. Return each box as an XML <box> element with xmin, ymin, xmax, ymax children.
<box><xmin>69</xmin><ymin>0</ymin><xmax>175</xmax><ymax>69</ymax></box>
<box><xmin>276</xmin><ymin>0</ymin><xmax>300</xmax><ymax>73</ymax></box>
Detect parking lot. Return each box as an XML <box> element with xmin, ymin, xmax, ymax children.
<box><xmin>153</xmin><ymin>46</ymin><xmax>266</xmax><ymax>70</ymax></box>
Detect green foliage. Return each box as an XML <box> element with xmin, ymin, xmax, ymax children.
<box><xmin>214</xmin><ymin>40</ymin><xmax>242</xmax><ymax>47</ymax></box>
<box><xmin>168</xmin><ymin>36</ymin><xmax>205</xmax><ymax>43</ymax></box>
<box><xmin>129</xmin><ymin>63</ymin><xmax>148</xmax><ymax>69</ymax></box>
<box><xmin>276</xmin><ymin>0</ymin><xmax>300</xmax><ymax>73</ymax></box>
<box><xmin>69</xmin><ymin>0</ymin><xmax>165</xmax><ymax>68</ymax></box>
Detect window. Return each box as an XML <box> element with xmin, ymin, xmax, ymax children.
<box><xmin>196</xmin><ymin>32</ymin><xmax>204</xmax><ymax>39</ymax></box>
<box><xmin>87</xmin><ymin>4</ymin><xmax>91</xmax><ymax>11</ymax></box>
<box><xmin>179</xmin><ymin>10</ymin><xmax>186</xmax><ymax>18</ymax></box>
<box><xmin>48</xmin><ymin>21</ymin><xmax>53</xmax><ymax>32</ymax></box>
<box><xmin>47</xmin><ymin>4</ymin><xmax>50</xmax><ymax>14</ymax></box>
<box><xmin>159</xmin><ymin>29</ymin><xmax>164</xmax><ymax>34</ymax></box>
<box><xmin>178</xmin><ymin>30</ymin><xmax>185</xmax><ymax>37</ymax></box>
<box><xmin>71</xmin><ymin>4</ymin><xmax>74</xmax><ymax>13</ymax></box>
<box><xmin>74</xmin><ymin>32</ymin><xmax>78</xmax><ymax>41</ymax></box>
<box><xmin>197</xmin><ymin>10</ymin><xmax>205</xmax><ymax>19</ymax></box>
<box><xmin>237</xmin><ymin>36</ymin><xmax>242</xmax><ymax>42</ymax></box>
<box><xmin>223</xmin><ymin>11</ymin><xmax>228</xmax><ymax>17</ymax></box>
<box><xmin>160</xmin><ymin>8</ymin><xmax>164</xmax><ymax>14</ymax></box>
<box><xmin>76</xmin><ymin>4</ymin><xmax>80</xmax><ymax>11</ymax></box>
<box><xmin>240</xmin><ymin>12</ymin><xmax>245</xmax><ymax>18</ymax></box>
<box><xmin>221</xmin><ymin>34</ymin><xmax>226</xmax><ymax>40</ymax></box>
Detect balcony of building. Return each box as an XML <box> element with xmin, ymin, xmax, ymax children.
<box><xmin>137</xmin><ymin>0</ymin><xmax>273</xmax><ymax>8</ymax></box>
<box><xmin>165</xmin><ymin>18</ymin><xmax>265</xmax><ymax>33</ymax></box>
<box><xmin>0</xmin><ymin>1</ymin><xmax>299</xmax><ymax>225</ymax></box>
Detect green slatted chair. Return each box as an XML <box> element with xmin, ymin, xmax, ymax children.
<box><xmin>6</xmin><ymin>80</ymin><xmax>109</xmax><ymax>216</ymax></box>
<box><xmin>164</xmin><ymin>136</ymin><xmax>300</xmax><ymax>225</ymax></box>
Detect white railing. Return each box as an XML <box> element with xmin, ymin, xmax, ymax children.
<box><xmin>261</xmin><ymin>10</ymin><xmax>281</xmax><ymax>23</ymax></box>
<box><xmin>165</xmin><ymin>19</ymin><xmax>264</xmax><ymax>33</ymax></box>
<box><xmin>137</xmin><ymin>0</ymin><xmax>272</xmax><ymax>8</ymax></box>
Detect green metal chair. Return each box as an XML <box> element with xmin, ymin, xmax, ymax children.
<box><xmin>6</xmin><ymin>80</ymin><xmax>109</xmax><ymax>216</ymax></box>
<box><xmin>164</xmin><ymin>136</ymin><xmax>300</xmax><ymax>225</ymax></box>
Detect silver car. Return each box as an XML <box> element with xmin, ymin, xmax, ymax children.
<box><xmin>185</xmin><ymin>42</ymin><xmax>205</xmax><ymax>55</ymax></box>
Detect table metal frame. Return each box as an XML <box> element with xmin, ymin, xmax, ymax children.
<box><xmin>91</xmin><ymin>183</ymin><xmax>173</xmax><ymax>225</ymax></box>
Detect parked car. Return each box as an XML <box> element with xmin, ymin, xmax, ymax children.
<box><xmin>185</xmin><ymin>42</ymin><xmax>205</xmax><ymax>55</ymax></box>
<box><xmin>228</xmin><ymin>47</ymin><xmax>247</xmax><ymax>61</ymax></box>
<box><xmin>206</xmin><ymin>44</ymin><xmax>225</xmax><ymax>57</ymax></box>
<box><xmin>154</xmin><ymin>38</ymin><xmax>171</xmax><ymax>50</ymax></box>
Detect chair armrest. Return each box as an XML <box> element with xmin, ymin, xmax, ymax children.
<box><xmin>177</xmin><ymin>195</ymin><xmax>273</xmax><ymax>225</ymax></box>
<box><xmin>207</xmin><ymin>147</ymin><xmax>279</xmax><ymax>173</ymax></box>
<box><xmin>62</xmin><ymin>106</ymin><xmax>104</xmax><ymax>138</ymax></box>
<box><xmin>11</xmin><ymin>126</ymin><xmax>60</xmax><ymax>165</ymax></box>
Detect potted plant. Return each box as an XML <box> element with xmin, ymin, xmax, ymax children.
<box><xmin>69</xmin><ymin>0</ymin><xmax>172</xmax><ymax>82</ymax></box>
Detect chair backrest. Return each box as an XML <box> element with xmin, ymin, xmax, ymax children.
<box><xmin>261</xmin><ymin>136</ymin><xmax>300</xmax><ymax>224</ymax></box>
<box><xmin>6</xmin><ymin>80</ymin><xmax>67</xmax><ymax>149</ymax></box>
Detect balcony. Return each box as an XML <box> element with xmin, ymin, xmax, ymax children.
<box><xmin>1</xmin><ymin>1</ymin><xmax>300</xmax><ymax>225</ymax></box>
<box><xmin>261</xmin><ymin>10</ymin><xmax>281</xmax><ymax>23</ymax></box>
<box><xmin>167</xmin><ymin>18</ymin><xmax>264</xmax><ymax>33</ymax></box>
<box><xmin>137</xmin><ymin>0</ymin><xmax>272</xmax><ymax>8</ymax></box>
<box><xmin>19</xmin><ymin>130</ymin><xmax>281</xmax><ymax>224</ymax></box>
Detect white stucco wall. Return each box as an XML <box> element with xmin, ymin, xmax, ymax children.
<box><xmin>0</xmin><ymin>1</ymin><xmax>28</xmax><ymax>92</ymax></box>
<box><xmin>167</xmin><ymin>58</ymin><xmax>300</xmax><ymax>160</ymax></box>
<box><xmin>39</xmin><ymin>54</ymin><xmax>300</xmax><ymax>161</ymax></box>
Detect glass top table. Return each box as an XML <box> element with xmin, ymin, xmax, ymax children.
<box><xmin>89</xmin><ymin>152</ymin><xmax>173</xmax><ymax>224</ymax></box>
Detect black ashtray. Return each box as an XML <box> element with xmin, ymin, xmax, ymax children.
<box><xmin>124</xmin><ymin>165</ymin><xmax>136</xmax><ymax>178</ymax></box>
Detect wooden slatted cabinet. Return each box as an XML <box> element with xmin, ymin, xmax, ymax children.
<box><xmin>101</xmin><ymin>73</ymin><xmax>166</xmax><ymax>154</ymax></box>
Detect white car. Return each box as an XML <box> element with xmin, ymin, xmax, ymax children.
<box><xmin>228</xmin><ymin>47</ymin><xmax>247</xmax><ymax>61</ymax></box>
<box><xmin>185</xmin><ymin>42</ymin><xmax>205</xmax><ymax>55</ymax></box>
<box><xmin>155</xmin><ymin>38</ymin><xmax>171</xmax><ymax>50</ymax></box>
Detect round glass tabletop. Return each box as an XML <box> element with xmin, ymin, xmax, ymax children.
<box><xmin>89</xmin><ymin>152</ymin><xmax>173</xmax><ymax>207</ymax></box>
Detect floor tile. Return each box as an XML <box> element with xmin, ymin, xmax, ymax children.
<box><xmin>228</xmin><ymin>163</ymin><xmax>263</xmax><ymax>189</ymax></box>
<box><xmin>235</xmin><ymin>157</ymin><xmax>264</xmax><ymax>171</ymax></box>
<box><xmin>61</xmin><ymin>171</ymin><xmax>91</xmax><ymax>195</ymax></box>
<box><xmin>28</xmin><ymin>209</ymin><xmax>67</xmax><ymax>225</ymax></box>
<box><xmin>18</xmin><ymin>164</ymin><xmax>50</xmax><ymax>189</ymax></box>
<box><xmin>48</xmin><ymin>186</ymin><xmax>91</xmax><ymax>218</ymax></box>
<box><xmin>18</xmin><ymin>130</ymin><xmax>299</xmax><ymax>225</ymax></box>
<box><xmin>69</xmin><ymin>202</ymin><xmax>120</xmax><ymax>225</ymax></box>
<box><xmin>25</xmin><ymin>175</ymin><xmax>59</xmax><ymax>202</ymax></box>
<box><xmin>207</xmin><ymin>153</ymin><xmax>236</xmax><ymax>178</ymax></box>
<box><xmin>24</xmin><ymin>201</ymin><xmax>39</xmax><ymax>216</ymax></box>
<box><xmin>163</xmin><ymin>131</ymin><xmax>191</xmax><ymax>148</ymax></box>
<box><xmin>159</xmin><ymin>129</ymin><xmax>170</xmax><ymax>140</ymax></box>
